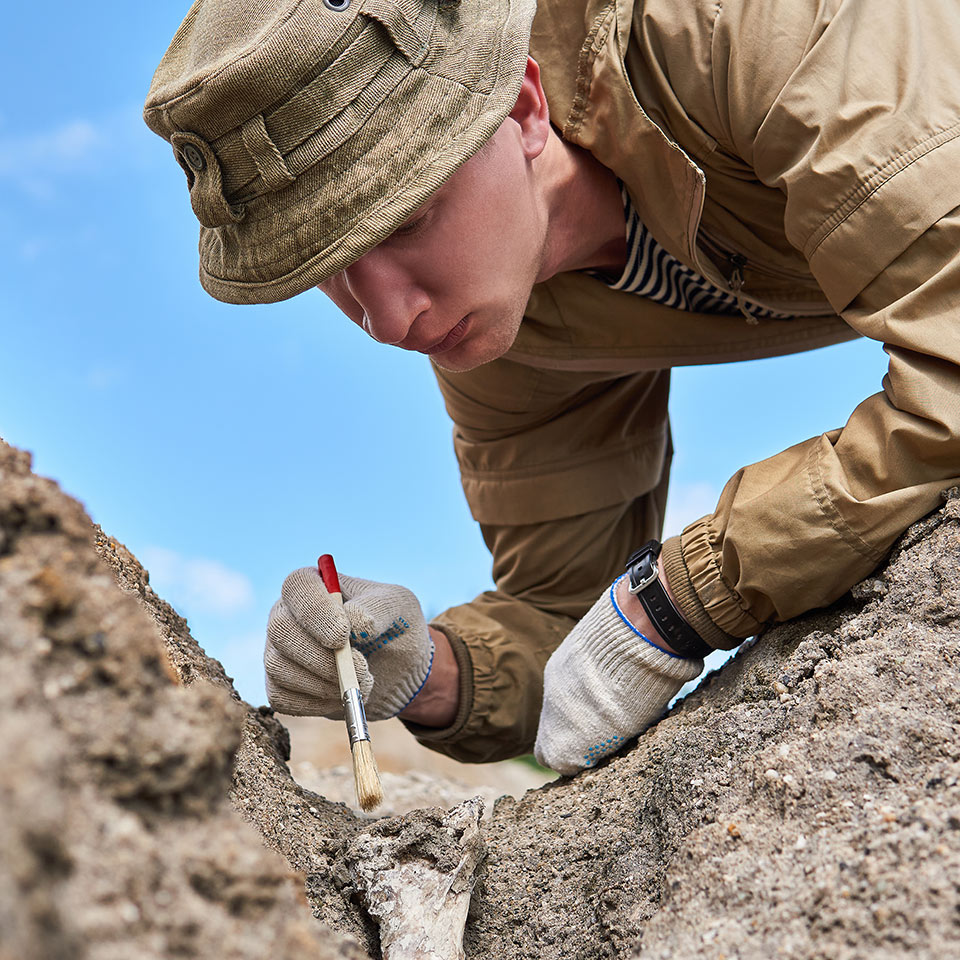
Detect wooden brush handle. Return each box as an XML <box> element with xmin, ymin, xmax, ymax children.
<box><xmin>318</xmin><ymin>554</ymin><xmax>359</xmax><ymax>697</ymax></box>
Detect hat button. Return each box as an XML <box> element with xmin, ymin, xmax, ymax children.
<box><xmin>182</xmin><ymin>143</ymin><xmax>206</xmax><ymax>172</ymax></box>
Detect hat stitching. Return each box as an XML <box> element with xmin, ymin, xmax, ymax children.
<box><xmin>212</xmin><ymin>70</ymin><xmax>488</xmax><ymax>252</ymax></box>
<box><xmin>267</xmin><ymin>23</ymin><xmax>387</xmax><ymax>135</ymax></box>
<box><xmin>202</xmin><ymin>18</ymin><xmax>409</xmax><ymax>204</ymax></box>
<box><xmin>226</xmin><ymin>50</ymin><xmax>411</xmax><ymax>207</ymax></box>
<box><xmin>240</xmin><ymin>114</ymin><xmax>296</xmax><ymax>192</ymax></box>
<box><xmin>361</xmin><ymin>0</ymin><xmax>429</xmax><ymax>64</ymax></box>
<box><xmin>150</xmin><ymin>0</ymin><xmax>360</xmax><ymax>146</ymax></box>
<box><xmin>248</xmin><ymin>20</ymin><xmax>512</xmax><ymax>200</ymax></box>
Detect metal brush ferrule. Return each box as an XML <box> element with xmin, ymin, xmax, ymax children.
<box><xmin>342</xmin><ymin>688</ymin><xmax>370</xmax><ymax>745</ymax></box>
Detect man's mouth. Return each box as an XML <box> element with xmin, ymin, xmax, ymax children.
<box><xmin>420</xmin><ymin>316</ymin><xmax>471</xmax><ymax>356</ymax></box>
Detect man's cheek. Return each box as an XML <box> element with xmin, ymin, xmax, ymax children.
<box><xmin>318</xmin><ymin>278</ymin><xmax>363</xmax><ymax>325</ymax></box>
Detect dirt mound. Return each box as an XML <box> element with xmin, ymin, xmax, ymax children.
<box><xmin>4</xmin><ymin>434</ymin><xmax>960</xmax><ymax>960</ymax></box>
<box><xmin>464</xmin><ymin>493</ymin><xmax>960</xmax><ymax>959</ymax></box>
<box><xmin>0</xmin><ymin>440</ymin><xmax>366</xmax><ymax>960</ymax></box>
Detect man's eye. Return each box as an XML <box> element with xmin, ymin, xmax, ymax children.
<box><xmin>393</xmin><ymin>213</ymin><xmax>428</xmax><ymax>238</ymax></box>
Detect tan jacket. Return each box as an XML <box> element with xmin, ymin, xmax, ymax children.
<box><xmin>406</xmin><ymin>0</ymin><xmax>960</xmax><ymax>762</ymax></box>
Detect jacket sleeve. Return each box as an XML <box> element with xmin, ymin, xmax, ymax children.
<box><xmin>661</xmin><ymin>0</ymin><xmax>960</xmax><ymax>644</ymax></box>
<box><xmin>664</xmin><ymin>206</ymin><xmax>960</xmax><ymax>647</ymax></box>
<box><xmin>402</xmin><ymin>358</ymin><xmax>671</xmax><ymax>762</ymax></box>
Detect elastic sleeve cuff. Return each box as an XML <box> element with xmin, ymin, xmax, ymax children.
<box><xmin>399</xmin><ymin>624</ymin><xmax>475</xmax><ymax>744</ymax></box>
<box><xmin>661</xmin><ymin>531</ymin><xmax>750</xmax><ymax>651</ymax></box>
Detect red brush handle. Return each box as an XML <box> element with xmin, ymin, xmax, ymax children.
<box><xmin>318</xmin><ymin>554</ymin><xmax>341</xmax><ymax>594</ymax></box>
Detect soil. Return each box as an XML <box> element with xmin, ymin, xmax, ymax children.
<box><xmin>0</xmin><ymin>440</ymin><xmax>366</xmax><ymax>960</ymax></box>
<box><xmin>4</xmin><ymin>434</ymin><xmax>960</xmax><ymax>960</ymax></box>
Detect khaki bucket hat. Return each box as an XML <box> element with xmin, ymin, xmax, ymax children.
<box><xmin>144</xmin><ymin>0</ymin><xmax>536</xmax><ymax>304</ymax></box>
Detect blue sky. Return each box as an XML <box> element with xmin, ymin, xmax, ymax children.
<box><xmin>1</xmin><ymin>5</ymin><xmax>888</xmax><ymax>706</ymax></box>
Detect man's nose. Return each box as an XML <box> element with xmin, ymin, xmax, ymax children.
<box><xmin>342</xmin><ymin>251</ymin><xmax>430</xmax><ymax>345</ymax></box>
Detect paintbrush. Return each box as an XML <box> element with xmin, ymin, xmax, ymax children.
<box><xmin>318</xmin><ymin>553</ymin><xmax>384</xmax><ymax>812</ymax></box>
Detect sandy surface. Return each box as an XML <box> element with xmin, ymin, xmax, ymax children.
<box><xmin>282</xmin><ymin>713</ymin><xmax>554</xmax><ymax>817</ymax></box>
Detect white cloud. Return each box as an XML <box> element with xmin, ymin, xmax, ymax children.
<box><xmin>0</xmin><ymin>105</ymin><xmax>154</xmax><ymax>194</ymax></box>
<box><xmin>662</xmin><ymin>481</ymin><xmax>721</xmax><ymax>539</ymax></box>
<box><xmin>0</xmin><ymin>119</ymin><xmax>99</xmax><ymax>177</ymax></box>
<box><xmin>140</xmin><ymin>546</ymin><xmax>254</xmax><ymax>617</ymax></box>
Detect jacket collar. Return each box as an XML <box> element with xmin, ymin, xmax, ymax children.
<box><xmin>530</xmin><ymin>0</ymin><xmax>706</xmax><ymax>271</ymax></box>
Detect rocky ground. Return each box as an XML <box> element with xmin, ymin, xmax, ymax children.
<box><xmin>3</xmin><ymin>435</ymin><xmax>959</xmax><ymax>959</ymax></box>
<box><xmin>464</xmin><ymin>496</ymin><xmax>960</xmax><ymax>959</ymax></box>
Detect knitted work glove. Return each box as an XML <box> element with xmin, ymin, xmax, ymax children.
<box><xmin>264</xmin><ymin>567</ymin><xmax>434</xmax><ymax>721</ymax></box>
<box><xmin>534</xmin><ymin>576</ymin><xmax>703</xmax><ymax>775</ymax></box>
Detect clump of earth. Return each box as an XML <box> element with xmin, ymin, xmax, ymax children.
<box><xmin>2</xmin><ymin>435</ymin><xmax>959</xmax><ymax>959</ymax></box>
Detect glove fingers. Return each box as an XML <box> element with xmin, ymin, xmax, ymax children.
<box><xmin>265</xmin><ymin>640</ymin><xmax>373</xmax><ymax>711</ymax></box>
<box><xmin>535</xmin><ymin>653</ymin><xmax>630</xmax><ymax>774</ymax></box>
<box><xmin>267</xmin><ymin>597</ymin><xmax>370</xmax><ymax>685</ymax></box>
<box><xmin>280</xmin><ymin>567</ymin><xmax>350</xmax><ymax>650</ymax></box>
<box><xmin>265</xmin><ymin>676</ymin><xmax>341</xmax><ymax>718</ymax></box>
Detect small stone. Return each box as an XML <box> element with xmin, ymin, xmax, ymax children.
<box><xmin>822</xmin><ymin>769</ymin><xmax>838</xmax><ymax>781</ymax></box>
<box><xmin>794</xmin><ymin>834</ymin><xmax>807</xmax><ymax>850</ymax></box>
<box><xmin>765</xmin><ymin>769</ymin><xmax>781</xmax><ymax>781</ymax></box>
<box><xmin>772</xmin><ymin>680</ymin><xmax>788</xmax><ymax>695</ymax></box>
<box><xmin>118</xmin><ymin>901</ymin><xmax>140</xmax><ymax>924</ymax></box>
<box><xmin>727</xmin><ymin>823</ymin><xmax>741</xmax><ymax>838</ymax></box>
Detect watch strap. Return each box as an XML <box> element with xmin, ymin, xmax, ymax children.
<box><xmin>626</xmin><ymin>540</ymin><xmax>711</xmax><ymax>659</ymax></box>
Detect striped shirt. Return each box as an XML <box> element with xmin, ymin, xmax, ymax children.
<box><xmin>599</xmin><ymin>185</ymin><xmax>795</xmax><ymax>320</ymax></box>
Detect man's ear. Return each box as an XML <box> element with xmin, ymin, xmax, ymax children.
<box><xmin>507</xmin><ymin>57</ymin><xmax>550</xmax><ymax>160</ymax></box>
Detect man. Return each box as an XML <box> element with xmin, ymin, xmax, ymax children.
<box><xmin>145</xmin><ymin>0</ymin><xmax>960</xmax><ymax>774</ymax></box>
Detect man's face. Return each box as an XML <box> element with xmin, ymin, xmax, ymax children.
<box><xmin>319</xmin><ymin>120</ymin><xmax>547</xmax><ymax>372</ymax></box>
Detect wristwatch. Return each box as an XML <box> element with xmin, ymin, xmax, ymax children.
<box><xmin>625</xmin><ymin>540</ymin><xmax>711</xmax><ymax>659</ymax></box>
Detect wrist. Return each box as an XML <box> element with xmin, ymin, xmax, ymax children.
<box><xmin>397</xmin><ymin>627</ymin><xmax>460</xmax><ymax>727</ymax></box>
<box><xmin>614</xmin><ymin>569</ymin><xmax>681</xmax><ymax>656</ymax></box>
<box><xmin>624</xmin><ymin>541</ymin><xmax>711</xmax><ymax>659</ymax></box>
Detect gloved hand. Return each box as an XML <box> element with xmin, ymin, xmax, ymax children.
<box><xmin>264</xmin><ymin>567</ymin><xmax>434</xmax><ymax>720</ymax></box>
<box><xmin>534</xmin><ymin>576</ymin><xmax>703</xmax><ymax>775</ymax></box>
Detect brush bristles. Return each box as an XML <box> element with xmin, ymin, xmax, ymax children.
<box><xmin>351</xmin><ymin>739</ymin><xmax>383</xmax><ymax>812</ymax></box>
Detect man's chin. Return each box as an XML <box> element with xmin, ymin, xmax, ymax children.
<box><xmin>429</xmin><ymin>351</ymin><xmax>487</xmax><ymax>373</ymax></box>
<box><xmin>429</xmin><ymin>317</ymin><xmax>522</xmax><ymax>372</ymax></box>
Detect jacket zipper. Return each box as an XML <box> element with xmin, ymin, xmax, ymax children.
<box><xmin>726</xmin><ymin>253</ymin><xmax>758</xmax><ymax>324</ymax></box>
<box><xmin>696</xmin><ymin>232</ymin><xmax>756</xmax><ymax>322</ymax></box>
